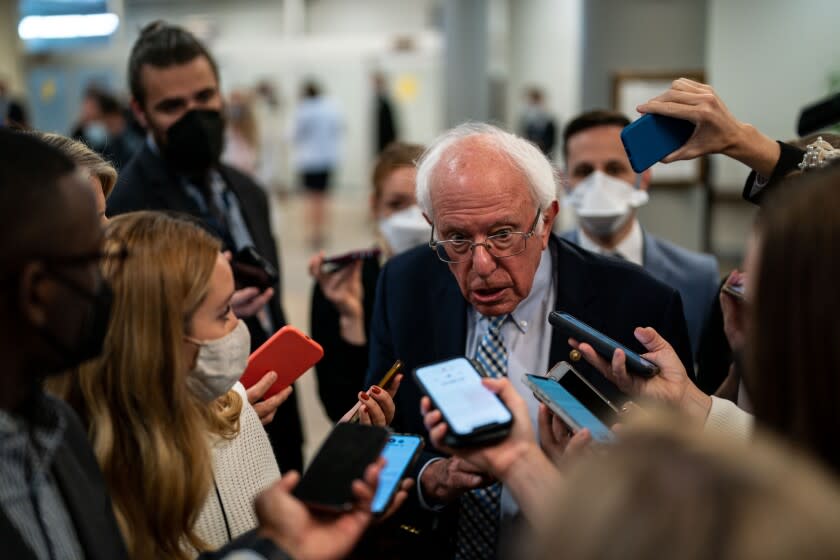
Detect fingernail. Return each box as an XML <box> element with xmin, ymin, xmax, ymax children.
<box><xmin>269</xmin><ymin>372</ymin><xmax>278</xmax><ymax>382</ymax></box>
<box><xmin>360</xmin><ymin>392</ymin><xmax>370</xmax><ymax>401</ymax></box>
<box><xmin>362</xmin><ymin>405</ymin><xmax>369</xmax><ymax>413</ymax></box>
<box><xmin>371</xmin><ymin>386</ymin><xmax>382</xmax><ymax>394</ymax></box>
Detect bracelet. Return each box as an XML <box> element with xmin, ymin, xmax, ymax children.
<box><xmin>798</xmin><ymin>136</ymin><xmax>840</xmax><ymax>171</ymax></box>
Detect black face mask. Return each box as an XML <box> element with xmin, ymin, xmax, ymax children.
<box><xmin>36</xmin><ymin>270</ymin><xmax>113</xmax><ymax>375</ymax></box>
<box><xmin>162</xmin><ymin>109</ymin><xmax>225</xmax><ymax>175</ymax></box>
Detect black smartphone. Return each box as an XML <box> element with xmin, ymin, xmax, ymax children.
<box><xmin>293</xmin><ymin>423</ymin><xmax>389</xmax><ymax>513</ymax></box>
<box><xmin>370</xmin><ymin>433</ymin><xmax>424</xmax><ymax>515</ymax></box>
<box><xmin>620</xmin><ymin>113</ymin><xmax>695</xmax><ymax>173</ymax></box>
<box><xmin>523</xmin><ymin>362</ymin><xmax>619</xmax><ymax>444</ymax></box>
<box><xmin>413</xmin><ymin>357</ymin><xmax>513</xmax><ymax>447</ymax></box>
<box><xmin>231</xmin><ymin>246</ymin><xmax>279</xmax><ymax>291</ymax></box>
<box><xmin>320</xmin><ymin>248</ymin><xmax>381</xmax><ymax>274</ymax></box>
<box><xmin>548</xmin><ymin>311</ymin><xmax>660</xmax><ymax>377</ymax></box>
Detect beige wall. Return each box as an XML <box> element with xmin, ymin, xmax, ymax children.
<box><xmin>0</xmin><ymin>0</ymin><xmax>24</xmax><ymax>92</ymax></box>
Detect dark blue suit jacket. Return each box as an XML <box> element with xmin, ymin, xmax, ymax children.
<box><xmin>364</xmin><ymin>235</ymin><xmax>694</xmax><ymax>551</ymax></box>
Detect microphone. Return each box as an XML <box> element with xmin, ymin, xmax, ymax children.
<box><xmin>797</xmin><ymin>92</ymin><xmax>840</xmax><ymax>136</ymax></box>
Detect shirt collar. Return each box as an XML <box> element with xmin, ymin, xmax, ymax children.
<box><xmin>472</xmin><ymin>248</ymin><xmax>553</xmax><ymax>335</ymax></box>
<box><xmin>577</xmin><ymin>219</ymin><xmax>644</xmax><ymax>266</ymax></box>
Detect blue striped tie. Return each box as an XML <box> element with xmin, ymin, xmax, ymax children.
<box><xmin>455</xmin><ymin>314</ymin><xmax>507</xmax><ymax>560</ymax></box>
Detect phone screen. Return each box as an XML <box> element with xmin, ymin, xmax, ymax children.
<box><xmin>527</xmin><ymin>374</ymin><xmax>614</xmax><ymax>443</ymax></box>
<box><xmin>371</xmin><ymin>435</ymin><xmax>423</xmax><ymax>514</ymax></box>
<box><xmin>557</xmin><ymin>370</ymin><xmax>618</xmax><ymax>426</ymax></box>
<box><xmin>416</xmin><ymin>358</ymin><xmax>512</xmax><ymax>436</ymax></box>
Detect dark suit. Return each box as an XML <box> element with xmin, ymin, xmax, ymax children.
<box><xmin>0</xmin><ymin>398</ymin><xmax>128</xmax><ymax>560</ymax></box>
<box><xmin>107</xmin><ymin>144</ymin><xmax>303</xmax><ymax>473</ymax></box>
<box><xmin>364</xmin><ymin>235</ymin><xmax>694</xmax><ymax>553</ymax></box>
<box><xmin>311</xmin><ymin>256</ymin><xmax>381</xmax><ymax>422</ymax></box>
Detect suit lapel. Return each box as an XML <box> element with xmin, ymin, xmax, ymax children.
<box><xmin>641</xmin><ymin>231</ymin><xmax>673</xmax><ymax>287</ymax></box>
<box><xmin>431</xmin><ymin>261</ymin><xmax>468</xmax><ymax>361</ymax></box>
<box><xmin>548</xmin><ymin>236</ymin><xmax>599</xmax><ymax>368</ymax></box>
<box><xmin>137</xmin><ymin>145</ymin><xmax>203</xmax><ymax>215</ymax></box>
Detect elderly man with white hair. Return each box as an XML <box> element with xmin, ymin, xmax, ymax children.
<box><xmin>364</xmin><ymin>123</ymin><xmax>694</xmax><ymax>559</ymax></box>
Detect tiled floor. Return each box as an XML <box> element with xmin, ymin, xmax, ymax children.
<box><xmin>268</xmin><ymin>190</ymin><xmax>372</xmax><ymax>463</ymax></box>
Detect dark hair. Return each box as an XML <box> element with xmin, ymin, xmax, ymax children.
<box><xmin>747</xmin><ymin>164</ymin><xmax>840</xmax><ymax>473</ymax></box>
<box><xmin>371</xmin><ymin>142</ymin><xmax>425</xmax><ymax>203</ymax></box>
<box><xmin>128</xmin><ymin>21</ymin><xmax>219</xmax><ymax>107</ymax></box>
<box><xmin>0</xmin><ymin>129</ymin><xmax>77</xmax><ymax>266</ymax></box>
<box><xmin>562</xmin><ymin>110</ymin><xmax>631</xmax><ymax>159</ymax></box>
<box><xmin>303</xmin><ymin>81</ymin><xmax>321</xmax><ymax>98</ymax></box>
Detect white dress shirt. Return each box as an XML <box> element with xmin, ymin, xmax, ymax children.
<box><xmin>416</xmin><ymin>249</ymin><xmax>555</xmax><ymax>525</ymax></box>
<box><xmin>576</xmin><ymin>220</ymin><xmax>644</xmax><ymax>266</ymax></box>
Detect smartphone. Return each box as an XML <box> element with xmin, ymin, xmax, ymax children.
<box><xmin>414</xmin><ymin>357</ymin><xmax>513</xmax><ymax>447</ymax></box>
<box><xmin>371</xmin><ymin>434</ymin><xmax>425</xmax><ymax>515</ymax></box>
<box><xmin>320</xmin><ymin>248</ymin><xmax>381</xmax><ymax>274</ymax></box>
<box><xmin>293</xmin><ymin>423</ymin><xmax>390</xmax><ymax>513</ymax></box>
<box><xmin>548</xmin><ymin>311</ymin><xmax>659</xmax><ymax>377</ymax></box>
<box><xmin>620</xmin><ymin>113</ymin><xmax>695</xmax><ymax>173</ymax></box>
<box><xmin>722</xmin><ymin>283</ymin><xmax>746</xmax><ymax>302</ymax></box>
<box><xmin>240</xmin><ymin>326</ymin><xmax>324</xmax><ymax>399</ymax></box>
<box><xmin>523</xmin><ymin>371</ymin><xmax>615</xmax><ymax>444</ymax></box>
<box><xmin>344</xmin><ymin>360</ymin><xmax>403</xmax><ymax>423</ymax></box>
<box><xmin>231</xmin><ymin>246</ymin><xmax>279</xmax><ymax>290</ymax></box>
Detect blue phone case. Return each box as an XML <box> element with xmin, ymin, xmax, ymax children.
<box><xmin>620</xmin><ymin>114</ymin><xmax>695</xmax><ymax>173</ymax></box>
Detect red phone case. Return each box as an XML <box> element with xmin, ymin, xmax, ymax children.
<box><xmin>240</xmin><ymin>326</ymin><xmax>324</xmax><ymax>399</ymax></box>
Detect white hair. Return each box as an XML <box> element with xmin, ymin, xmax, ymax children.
<box><xmin>415</xmin><ymin>122</ymin><xmax>558</xmax><ymax>224</ymax></box>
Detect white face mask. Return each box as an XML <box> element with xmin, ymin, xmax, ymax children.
<box><xmin>186</xmin><ymin>319</ymin><xmax>251</xmax><ymax>402</ymax></box>
<box><xmin>566</xmin><ymin>170</ymin><xmax>649</xmax><ymax>237</ymax></box>
<box><xmin>378</xmin><ymin>205</ymin><xmax>433</xmax><ymax>255</ymax></box>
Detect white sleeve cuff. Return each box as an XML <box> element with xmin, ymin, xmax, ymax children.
<box><xmin>704</xmin><ymin>396</ymin><xmax>754</xmax><ymax>440</ymax></box>
<box><xmin>749</xmin><ymin>173</ymin><xmax>770</xmax><ymax>197</ymax></box>
<box><xmin>416</xmin><ymin>457</ymin><xmax>447</xmax><ymax>512</ymax></box>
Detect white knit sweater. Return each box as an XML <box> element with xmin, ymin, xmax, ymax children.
<box><xmin>193</xmin><ymin>382</ymin><xmax>281</xmax><ymax>552</ymax></box>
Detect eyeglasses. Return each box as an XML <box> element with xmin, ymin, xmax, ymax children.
<box><xmin>429</xmin><ymin>208</ymin><xmax>542</xmax><ymax>264</ymax></box>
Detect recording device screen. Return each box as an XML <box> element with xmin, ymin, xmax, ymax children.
<box><xmin>415</xmin><ymin>357</ymin><xmax>512</xmax><ymax>436</ymax></box>
<box><xmin>371</xmin><ymin>435</ymin><xmax>423</xmax><ymax>514</ymax></box>
<box><xmin>527</xmin><ymin>374</ymin><xmax>614</xmax><ymax>443</ymax></box>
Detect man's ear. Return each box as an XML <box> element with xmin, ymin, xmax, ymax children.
<box><xmin>541</xmin><ymin>201</ymin><xmax>560</xmax><ymax>247</ymax></box>
<box><xmin>130</xmin><ymin>98</ymin><xmax>148</xmax><ymax>130</ymax></box>
<box><xmin>19</xmin><ymin>263</ymin><xmax>50</xmax><ymax>328</ymax></box>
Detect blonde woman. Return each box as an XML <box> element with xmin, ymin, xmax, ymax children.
<box><xmin>74</xmin><ymin>211</ymin><xmax>398</xmax><ymax>558</ymax></box>
<box><xmin>32</xmin><ymin>131</ymin><xmax>117</xmax><ymax>223</ymax></box>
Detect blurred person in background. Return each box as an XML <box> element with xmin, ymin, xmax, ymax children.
<box><xmin>0</xmin><ymin>79</ymin><xmax>30</xmax><ymax>129</ymax></box>
<box><xmin>560</xmin><ymin>110</ymin><xmax>719</xmax><ymax>361</ymax></box>
<box><xmin>222</xmin><ymin>90</ymin><xmax>260</xmax><ymax>177</ymax></box>
<box><xmin>308</xmin><ymin>141</ymin><xmax>428</xmax><ymax>422</ymax></box>
<box><xmin>293</xmin><ymin>80</ymin><xmax>342</xmax><ymax>248</ymax></box>
<box><xmin>372</xmin><ymin>72</ymin><xmax>398</xmax><ymax>154</ymax></box>
<box><xmin>252</xmin><ymin>80</ymin><xmax>288</xmax><ymax>194</ymax></box>
<box><xmin>532</xmin><ymin>419</ymin><xmax>840</xmax><ymax>560</ymax></box>
<box><xmin>107</xmin><ymin>20</ymin><xmax>305</xmax><ymax>474</ymax></box>
<box><xmin>519</xmin><ymin>87</ymin><xmax>557</xmax><ymax>158</ymax></box>
<box><xmin>71</xmin><ymin>87</ymin><xmax>143</xmax><ymax>170</ymax></box>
